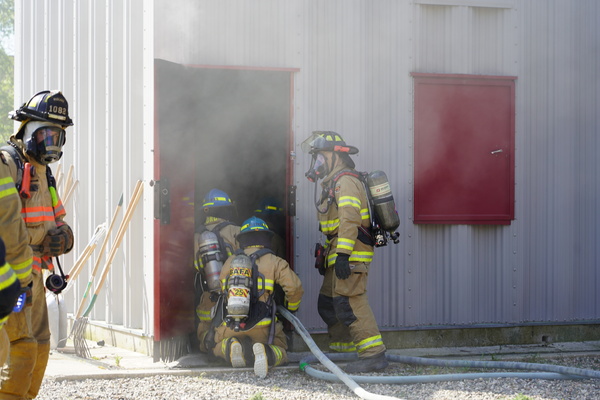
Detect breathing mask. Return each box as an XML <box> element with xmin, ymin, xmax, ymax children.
<box><xmin>305</xmin><ymin>152</ymin><xmax>329</xmax><ymax>182</ymax></box>
<box><xmin>23</xmin><ymin>121</ymin><xmax>66</xmax><ymax>165</ymax></box>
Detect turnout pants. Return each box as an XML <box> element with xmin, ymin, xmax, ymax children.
<box><xmin>1</xmin><ymin>271</ymin><xmax>51</xmax><ymax>400</ymax></box>
<box><xmin>318</xmin><ymin>263</ymin><xmax>386</xmax><ymax>359</ymax></box>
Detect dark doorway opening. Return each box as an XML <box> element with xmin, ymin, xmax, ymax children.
<box><xmin>153</xmin><ymin>59</ymin><xmax>295</xmax><ymax>359</ymax></box>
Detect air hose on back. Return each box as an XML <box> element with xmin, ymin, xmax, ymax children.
<box><xmin>277</xmin><ymin>306</ymin><xmax>600</xmax><ymax>400</ymax></box>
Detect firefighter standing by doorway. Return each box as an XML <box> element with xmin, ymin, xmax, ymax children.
<box><xmin>301</xmin><ymin>131</ymin><xmax>388</xmax><ymax>374</ymax></box>
<box><xmin>194</xmin><ymin>189</ymin><xmax>241</xmax><ymax>353</ymax></box>
<box><xmin>0</xmin><ymin>90</ymin><xmax>75</xmax><ymax>399</ymax></box>
<box><xmin>209</xmin><ymin>216</ymin><xmax>303</xmax><ymax>378</ymax></box>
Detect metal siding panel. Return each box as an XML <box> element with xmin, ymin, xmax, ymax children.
<box><xmin>17</xmin><ymin>0</ymin><xmax>148</xmax><ymax>333</ymax></box>
<box><xmin>519</xmin><ymin>0</ymin><xmax>600</xmax><ymax>323</ymax></box>
<box><xmin>16</xmin><ymin>0</ymin><xmax>600</xmax><ymax>337</ymax></box>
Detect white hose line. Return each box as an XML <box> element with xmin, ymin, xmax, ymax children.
<box><xmin>278</xmin><ymin>307</ymin><xmax>402</xmax><ymax>400</ymax></box>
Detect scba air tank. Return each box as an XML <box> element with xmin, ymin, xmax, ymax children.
<box><xmin>366</xmin><ymin>170</ymin><xmax>400</xmax><ymax>233</ymax></box>
<box><xmin>226</xmin><ymin>254</ymin><xmax>253</xmax><ymax>331</ymax></box>
<box><xmin>197</xmin><ymin>230</ymin><xmax>224</xmax><ymax>292</ymax></box>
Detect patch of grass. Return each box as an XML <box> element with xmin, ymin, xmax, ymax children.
<box><xmin>248</xmin><ymin>393</ymin><xmax>265</xmax><ymax>400</ymax></box>
<box><xmin>511</xmin><ymin>394</ymin><xmax>533</xmax><ymax>400</ymax></box>
<box><xmin>114</xmin><ymin>355</ymin><xmax>122</xmax><ymax>367</ymax></box>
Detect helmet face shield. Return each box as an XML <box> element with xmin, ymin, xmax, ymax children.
<box><xmin>300</xmin><ymin>132</ymin><xmax>322</xmax><ymax>154</ymax></box>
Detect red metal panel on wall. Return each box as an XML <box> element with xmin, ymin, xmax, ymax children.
<box><xmin>412</xmin><ymin>73</ymin><xmax>516</xmax><ymax>224</ymax></box>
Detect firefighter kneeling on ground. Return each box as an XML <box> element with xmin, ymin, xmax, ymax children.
<box><xmin>207</xmin><ymin>216</ymin><xmax>303</xmax><ymax>378</ymax></box>
<box><xmin>0</xmin><ymin>90</ymin><xmax>75</xmax><ymax>399</ymax></box>
<box><xmin>302</xmin><ymin>130</ymin><xmax>389</xmax><ymax>374</ymax></box>
<box><xmin>195</xmin><ymin>189</ymin><xmax>241</xmax><ymax>353</ymax></box>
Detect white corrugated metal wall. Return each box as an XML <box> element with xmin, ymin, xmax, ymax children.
<box><xmin>16</xmin><ymin>0</ymin><xmax>599</xmax><ymax>341</ymax></box>
<box><xmin>15</xmin><ymin>0</ymin><xmax>152</xmax><ymax>337</ymax></box>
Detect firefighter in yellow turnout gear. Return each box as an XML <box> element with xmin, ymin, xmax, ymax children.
<box><xmin>194</xmin><ymin>189</ymin><xmax>241</xmax><ymax>353</ymax></box>
<box><xmin>0</xmin><ymin>147</ymin><xmax>33</xmax><ymax>367</ymax></box>
<box><xmin>0</xmin><ymin>91</ymin><xmax>75</xmax><ymax>399</ymax></box>
<box><xmin>302</xmin><ymin>131</ymin><xmax>388</xmax><ymax>374</ymax></box>
<box><xmin>210</xmin><ymin>217</ymin><xmax>303</xmax><ymax>378</ymax></box>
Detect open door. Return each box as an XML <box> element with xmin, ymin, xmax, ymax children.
<box><xmin>154</xmin><ymin>59</ymin><xmax>295</xmax><ymax>360</ymax></box>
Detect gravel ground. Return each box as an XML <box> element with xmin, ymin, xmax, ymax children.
<box><xmin>37</xmin><ymin>355</ymin><xmax>600</xmax><ymax>400</ymax></box>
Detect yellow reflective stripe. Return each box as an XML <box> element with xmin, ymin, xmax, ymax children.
<box><xmin>328</xmin><ymin>251</ymin><xmax>374</xmax><ymax>265</ymax></box>
<box><xmin>327</xmin><ymin>253</ymin><xmax>338</xmax><ymax>265</ymax></box>
<box><xmin>268</xmin><ymin>344</ymin><xmax>284</xmax><ymax>366</ymax></box>
<box><xmin>338</xmin><ymin>196</ymin><xmax>361</xmax><ymax>209</ymax></box>
<box><xmin>12</xmin><ymin>258</ymin><xmax>32</xmax><ymax>281</ymax></box>
<box><xmin>355</xmin><ymin>335</ymin><xmax>384</xmax><ymax>353</ymax></box>
<box><xmin>196</xmin><ymin>309</ymin><xmax>211</xmax><ymax>322</ymax></box>
<box><xmin>0</xmin><ymin>177</ymin><xmax>18</xmax><ymax>199</ymax></box>
<box><xmin>349</xmin><ymin>252</ymin><xmax>373</xmax><ymax>263</ymax></box>
<box><xmin>329</xmin><ymin>342</ymin><xmax>357</xmax><ymax>353</ymax></box>
<box><xmin>337</xmin><ymin>238</ymin><xmax>355</xmax><ymax>251</ymax></box>
<box><xmin>0</xmin><ymin>263</ymin><xmax>18</xmax><ymax>291</ymax></box>
<box><xmin>254</xmin><ymin>317</ymin><xmax>272</xmax><ymax>327</ymax></box>
<box><xmin>260</xmin><ymin>279</ymin><xmax>275</xmax><ymax>292</ymax></box>
<box><xmin>287</xmin><ymin>300</ymin><xmax>301</xmax><ymax>311</ymax></box>
<box><xmin>360</xmin><ymin>208</ymin><xmax>370</xmax><ymax>220</ymax></box>
<box><xmin>220</xmin><ymin>339</ymin><xmax>229</xmax><ymax>357</ymax></box>
<box><xmin>319</xmin><ymin>219</ymin><xmax>339</xmax><ymax>233</ymax></box>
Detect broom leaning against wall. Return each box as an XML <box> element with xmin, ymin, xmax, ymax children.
<box><xmin>71</xmin><ymin>180</ymin><xmax>144</xmax><ymax>358</ymax></box>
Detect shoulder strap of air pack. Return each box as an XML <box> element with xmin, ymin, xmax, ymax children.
<box><xmin>0</xmin><ymin>144</ymin><xmax>57</xmax><ymax>198</ymax></box>
<box><xmin>0</xmin><ymin>144</ymin><xmax>24</xmax><ymax>191</ymax></box>
<box><xmin>249</xmin><ymin>248</ymin><xmax>273</xmax><ymax>301</ymax></box>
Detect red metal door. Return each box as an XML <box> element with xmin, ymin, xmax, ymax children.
<box><xmin>413</xmin><ymin>73</ymin><xmax>516</xmax><ymax>225</ymax></box>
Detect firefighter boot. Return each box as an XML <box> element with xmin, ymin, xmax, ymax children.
<box><xmin>344</xmin><ymin>351</ymin><xmax>388</xmax><ymax>374</ymax></box>
<box><xmin>252</xmin><ymin>343</ymin><xmax>285</xmax><ymax>378</ymax></box>
<box><xmin>229</xmin><ymin>338</ymin><xmax>246</xmax><ymax>368</ymax></box>
<box><xmin>0</xmin><ymin>339</ymin><xmax>37</xmax><ymax>399</ymax></box>
<box><xmin>26</xmin><ymin>341</ymin><xmax>50</xmax><ymax>399</ymax></box>
<box><xmin>252</xmin><ymin>343</ymin><xmax>269</xmax><ymax>378</ymax></box>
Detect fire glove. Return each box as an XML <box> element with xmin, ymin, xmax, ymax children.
<box><xmin>0</xmin><ymin>238</ymin><xmax>22</xmax><ymax>320</ymax></box>
<box><xmin>40</xmin><ymin>224</ymin><xmax>74</xmax><ymax>256</ymax></box>
<box><xmin>334</xmin><ymin>253</ymin><xmax>351</xmax><ymax>280</ymax></box>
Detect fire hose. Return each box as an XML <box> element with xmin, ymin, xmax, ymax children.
<box><xmin>277</xmin><ymin>306</ymin><xmax>600</xmax><ymax>400</ymax></box>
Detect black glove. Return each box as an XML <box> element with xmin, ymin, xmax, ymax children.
<box><xmin>334</xmin><ymin>253</ymin><xmax>351</xmax><ymax>280</ymax></box>
<box><xmin>40</xmin><ymin>224</ymin><xmax>74</xmax><ymax>256</ymax></box>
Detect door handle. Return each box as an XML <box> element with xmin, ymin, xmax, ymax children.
<box><xmin>490</xmin><ymin>149</ymin><xmax>503</xmax><ymax>155</ymax></box>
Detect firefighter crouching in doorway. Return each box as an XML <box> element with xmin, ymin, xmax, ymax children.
<box><xmin>0</xmin><ymin>90</ymin><xmax>75</xmax><ymax>399</ymax></box>
<box><xmin>194</xmin><ymin>189</ymin><xmax>241</xmax><ymax>353</ymax></box>
<box><xmin>302</xmin><ymin>131</ymin><xmax>388</xmax><ymax>374</ymax></box>
<box><xmin>208</xmin><ymin>217</ymin><xmax>303</xmax><ymax>378</ymax></box>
